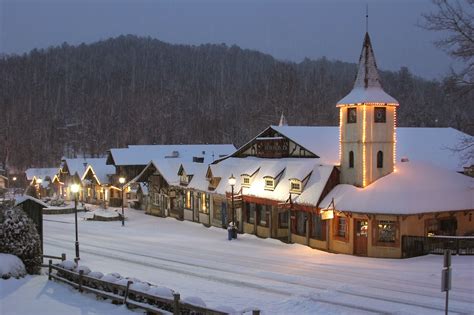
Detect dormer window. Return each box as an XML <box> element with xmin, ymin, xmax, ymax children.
<box><xmin>180</xmin><ymin>173</ymin><xmax>189</xmax><ymax>185</ymax></box>
<box><xmin>241</xmin><ymin>175</ymin><xmax>251</xmax><ymax>187</ymax></box>
<box><xmin>290</xmin><ymin>180</ymin><xmax>302</xmax><ymax>194</ymax></box>
<box><xmin>264</xmin><ymin>177</ymin><xmax>275</xmax><ymax>190</ymax></box>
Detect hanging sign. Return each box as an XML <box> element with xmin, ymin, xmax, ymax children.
<box><xmin>321</xmin><ymin>210</ymin><xmax>334</xmax><ymax>220</ymax></box>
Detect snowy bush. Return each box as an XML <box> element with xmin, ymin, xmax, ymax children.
<box><xmin>0</xmin><ymin>253</ymin><xmax>26</xmax><ymax>279</ymax></box>
<box><xmin>58</xmin><ymin>260</ymin><xmax>77</xmax><ymax>271</ymax></box>
<box><xmin>77</xmin><ymin>265</ymin><xmax>91</xmax><ymax>275</ymax></box>
<box><xmin>0</xmin><ymin>206</ymin><xmax>42</xmax><ymax>274</ymax></box>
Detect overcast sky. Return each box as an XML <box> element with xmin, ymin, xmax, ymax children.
<box><xmin>0</xmin><ymin>0</ymin><xmax>454</xmax><ymax>79</ymax></box>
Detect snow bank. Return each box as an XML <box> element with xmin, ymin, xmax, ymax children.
<box><xmin>183</xmin><ymin>296</ymin><xmax>206</xmax><ymax>307</ymax></box>
<box><xmin>148</xmin><ymin>286</ymin><xmax>174</xmax><ymax>299</ymax></box>
<box><xmin>88</xmin><ymin>271</ymin><xmax>103</xmax><ymax>279</ymax></box>
<box><xmin>101</xmin><ymin>274</ymin><xmax>119</xmax><ymax>283</ymax></box>
<box><xmin>130</xmin><ymin>282</ymin><xmax>150</xmax><ymax>292</ymax></box>
<box><xmin>0</xmin><ymin>253</ymin><xmax>26</xmax><ymax>279</ymax></box>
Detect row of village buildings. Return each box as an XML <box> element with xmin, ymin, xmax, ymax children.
<box><xmin>24</xmin><ymin>32</ymin><xmax>474</xmax><ymax>258</ymax></box>
<box><xmin>25</xmin><ymin>122</ymin><xmax>473</xmax><ymax>258</ymax></box>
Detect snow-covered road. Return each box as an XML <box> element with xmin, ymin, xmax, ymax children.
<box><xmin>42</xmin><ymin>207</ymin><xmax>474</xmax><ymax>314</ymax></box>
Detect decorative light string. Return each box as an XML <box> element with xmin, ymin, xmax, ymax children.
<box><xmin>362</xmin><ymin>105</ymin><xmax>367</xmax><ymax>187</ymax></box>
<box><xmin>339</xmin><ymin>107</ymin><xmax>343</xmax><ymax>164</ymax></box>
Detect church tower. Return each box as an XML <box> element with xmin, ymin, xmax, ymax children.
<box><xmin>337</xmin><ymin>33</ymin><xmax>399</xmax><ymax>187</ymax></box>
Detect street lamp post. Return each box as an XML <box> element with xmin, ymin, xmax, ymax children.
<box><xmin>70</xmin><ymin>183</ymin><xmax>80</xmax><ymax>260</ymax></box>
<box><xmin>228</xmin><ymin>174</ymin><xmax>237</xmax><ymax>239</ymax></box>
<box><xmin>119</xmin><ymin>177</ymin><xmax>126</xmax><ymax>227</ymax></box>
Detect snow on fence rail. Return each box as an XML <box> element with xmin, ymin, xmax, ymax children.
<box><xmin>402</xmin><ymin>235</ymin><xmax>474</xmax><ymax>258</ymax></box>
<box><xmin>47</xmin><ymin>260</ymin><xmax>260</xmax><ymax>315</ymax></box>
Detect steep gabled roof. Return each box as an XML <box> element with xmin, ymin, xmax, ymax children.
<box><xmin>25</xmin><ymin>168</ymin><xmax>59</xmax><ymax>181</ymax></box>
<box><xmin>337</xmin><ymin>32</ymin><xmax>399</xmax><ymax>106</ymax></box>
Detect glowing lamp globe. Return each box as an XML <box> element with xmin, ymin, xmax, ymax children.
<box><xmin>119</xmin><ymin>177</ymin><xmax>126</xmax><ymax>184</ymax></box>
<box><xmin>70</xmin><ymin>183</ymin><xmax>80</xmax><ymax>194</ymax></box>
<box><xmin>228</xmin><ymin>174</ymin><xmax>236</xmax><ymax>186</ymax></box>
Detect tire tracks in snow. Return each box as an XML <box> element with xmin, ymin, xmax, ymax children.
<box><xmin>44</xmin><ymin>231</ymin><xmax>473</xmax><ymax>303</ymax></box>
<box><xmin>44</xmin><ymin>238</ymin><xmax>471</xmax><ymax>314</ymax></box>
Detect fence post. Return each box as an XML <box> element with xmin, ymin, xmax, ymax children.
<box><xmin>48</xmin><ymin>259</ymin><xmax>52</xmax><ymax>280</ymax></box>
<box><xmin>252</xmin><ymin>310</ymin><xmax>260</xmax><ymax>315</ymax></box>
<box><xmin>61</xmin><ymin>253</ymin><xmax>66</xmax><ymax>261</ymax></box>
<box><xmin>123</xmin><ymin>280</ymin><xmax>132</xmax><ymax>307</ymax></box>
<box><xmin>173</xmin><ymin>293</ymin><xmax>180</xmax><ymax>315</ymax></box>
<box><xmin>78</xmin><ymin>270</ymin><xmax>84</xmax><ymax>293</ymax></box>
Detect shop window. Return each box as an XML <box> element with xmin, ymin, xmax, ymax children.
<box><xmin>200</xmin><ymin>193</ymin><xmax>209</xmax><ymax>214</ymax></box>
<box><xmin>426</xmin><ymin>217</ymin><xmax>457</xmax><ymax>236</ymax></box>
<box><xmin>311</xmin><ymin>214</ymin><xmax>326</xmax><ymax>241</ymax></box>
<box><xmin>377</xmin><ymin>220</ymin><xmax>396</xmax><ymax>243</ymax></box>
<box><xmin>296</xmin><ymin>211</ymin><xmax>307</xmax><ymax>236</ymax></box>
<box><xmin>246</xmin><ymin>202</ymin><xmax>255</xmax><ymax>224</ymax></box>
<box><xmin>279</xmin><ymin>211</ymin><xmax>289</xmax><ymax>228</ymax></box>
<box><xmin>334</xmin><ymin>215</ymin><xmax>348</xmax><ymax>241</ymax></box>
<box><xmin>257</xmin><ymin>204</ymin><xmax>268</xmax><ymax>227</ymax></box>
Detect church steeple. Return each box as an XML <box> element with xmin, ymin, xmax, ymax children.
<box><xmin>338</xmin><ymin>32</ymin><xmax>399</xmax><ymax>188</ymax></box>
<box><xmin>278</xmin><ymin>112</ymin><xmax>288</xmax><ymax>126</ymax></box>
<box><xmin>337</xmin><ymin>32</ymin><xmax>398</xmax><ymax>106</ymax></box>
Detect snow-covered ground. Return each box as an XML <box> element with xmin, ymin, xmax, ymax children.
<box><xmin>15</xmin><ymin>207</ymin><xmax>474</xmax><ymax>314</ymax></box>
<box><xmin>1</xmin><ymin>275</ymin><xmax>132</xmax><ymax>315</ymax></box>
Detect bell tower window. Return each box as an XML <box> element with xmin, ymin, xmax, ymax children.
<box><xmin>377</xmin><ymin>151</ymin><xmax>384</xmax><ymax>168</ymax></box>
<box><xmin>349</xmin><ymin>151</ymin><xmax>354</xmax><ymax>168</ymax></box>
<box><xmin>374</xmin><ymin>107</ymin><xmax>386</xmax><ymax>123</ymax></box>
<box><xmin>347</xmin><ymin>108</ymin><xmax>357</xmax><ymax>123</ymax></box>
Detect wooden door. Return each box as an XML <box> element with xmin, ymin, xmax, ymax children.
<box><xmin>354</xmin><ymin>219</ymin><xmax>368</xmax><ymax>256</ymax></box>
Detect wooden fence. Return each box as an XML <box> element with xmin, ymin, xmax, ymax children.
<box><xmin>47</xmin><ymin>260</ymin><xmax>260</xmax><ymax>315</ymax></box>
<box><xmin>402</xmin><ymin>235</ymin><xmax>474</xmax><ymax>258</ymax></box>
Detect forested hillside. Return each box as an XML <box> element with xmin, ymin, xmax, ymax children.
<box><xmin>0</xmin><ymin>35</ymin><xmax>472</xmax><ymax>171</ymax></box>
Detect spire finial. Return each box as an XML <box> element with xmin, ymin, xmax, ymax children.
<box><xmin>279</xmin><ymin>111</ymin><xmax>288</xmax><ymax>126</ymax></box>
<box><xmin>366</xmin><ymin>4</ymin><xmax>369</xmax><ymax>33</ymax></box>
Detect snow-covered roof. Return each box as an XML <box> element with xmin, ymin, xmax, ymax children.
<box><xmin>15</xmin><ymin>195</ymin><xmax>48</xmax><ymax>208</ymax></box>
<box><xmin>81</xmin><ymin>158</ymin><xmax>115</xmax><ymax>185</ymax></box>
<box><xmin>109</xmin><ymin>144</ymin><xmax>236</xmax><ymax>166</ymax></box>
<box><xmin>337</xmin><ymin>33</ymin><xmax>398</xmax><ymax>106</ymax></box>
<box><xmin>63</xmin><ymin>158</ymin><xmax>114</xmax><ymax>184</ymax></box>
<box><xmin>271</xmin><ymin>125</ymin><xmax>472</xmax><ymax>172</ymax></box>
<box><xmin>208</xmin><ymin>157</ymin><xmax>334</xmax><ymax>206</ymax></box>
<box><xmin>319</xmin><ymin>161</ymin><xmax>474</xmax><ymax>215</ymax></box>
<box><xmin>183</xmin><ymin>163</ymin><xmax>209</xmax><ymax>191</ymax></box>
<box><xmin>25</xmin><ymin>168</ymin><xmax>59</xmax><ymax>181</ymax></box>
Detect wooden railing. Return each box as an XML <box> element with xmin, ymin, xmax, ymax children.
<box><xmin>402</xmin><ymin>235</ymin><xmax>474</xmax><ymax>258</ymax></box>
<box><xmin>47</xmin><ymin>260</ymin><xmax>260</xmax><ymax>315</ymax></box>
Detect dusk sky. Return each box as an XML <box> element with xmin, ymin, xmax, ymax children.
<box><xmin>1</xmin><ymin>0</ymin><xmax>454</xmax><ymax>79</ymax></box>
